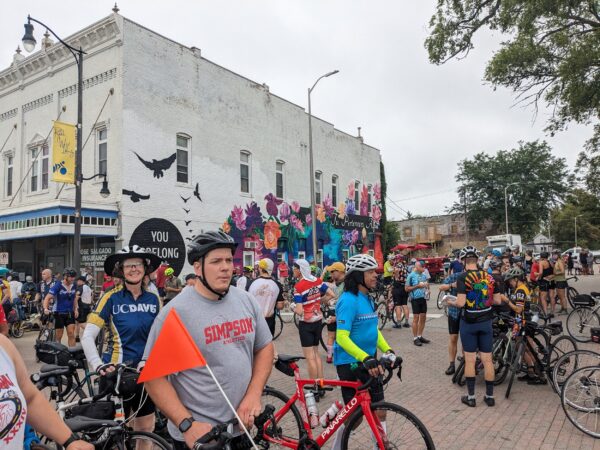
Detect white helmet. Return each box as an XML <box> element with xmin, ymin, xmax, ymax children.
<box><xmin>345</xmin><ymin>254</ymin><xmax>379</xmax><ymax>275</ymax></box>
<box><xmin>459</xmin><ymin>245</ymin><xmax>480</xmax><ymax>260</ymax></box>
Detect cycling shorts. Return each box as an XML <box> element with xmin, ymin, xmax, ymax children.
<box><xmin>54</xmin><ymin>312</ymin><xmax>75</xmax><ymax>328</ymax></box>
<box><xmin>411</xmin><ymin>297</ymin><xmax>427</xmax><ymax>315</ymax></box>
<box><xmin>336</xmin><ymin>359</ymin><xmax>384</xmax><ymax>405</ymax></box>
<box><xmin>448</xmin><ymin>315</ymin><xmax>460</xmax><ymax>335</ymax></box>
<box><xmin>326</xmin><ymin>320</ymin><xmax>337</xmax><ymax>333</ymax></box>
<box><xmin>298</xmin><ymin>320</ymin><xmax>322</xmax><ymax>347</ymax></box>
<box><xmin>383</xmin><ymin>277</ymin><xmax>393</xmax><ymax>286</ymax></box>
<box><xmin>392</xmin><ymin>285</ymin><xmax>408</xmax><ymax>306</ymax></box>
<box><xmin>124</xmin><ymin>383</ymin><xmax>155</xmax><ymax>417</ymax></box>
<box><xmin>77</xmin><ymin>302</ymin><xmax>92</xmax><ymax>324</ymax></box>
<box><xmin>459</xmin><ymin>319</ymin><xmax>493</xmax><ymax>353</ymax></box>
<box><xmin>554</xmin><ymin>281</ymin><xmax>567</xmax><ymax>289</ymax></box>
<box><xmin>538</xmin><ymin>280</ymin><xmax>550</xmax><ymax>292</ymax></box>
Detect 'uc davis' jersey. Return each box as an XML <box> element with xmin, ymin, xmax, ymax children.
<box><xmin>88</xmin><ymin>286</ymin><xmax>160</xmax><ymax>367</ymax></box>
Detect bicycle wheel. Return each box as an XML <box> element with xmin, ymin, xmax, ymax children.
<box><xmin>109</xmin><ymin>430</ymin><xmax>171</xmax><ymax>449</ymax></box>
<box><xmin>341</xmin><ymin>402</ymin><xmax>435</xmax><ymax>450</ymax></box>
<box><xmin>553</xmin><ymin>350</ymin><xmax>600</xmax><ymax>395</ymax></box>
<box><xmin>273</xmin><ymin>313</ymin><xmax>284</xmax><ymax>340</ymax></box>
<box><xmin>320</xmin><ymin>322</ymin><xmax>329</xmax><ymax>352</ymax></box>
<box><xmin>505</xmin><ymin>340</ymin><xmax>525</xmax><ymax>399</ymax></box>
<box><xmin>566</xmin><ymin>286</ymin><xmax>579</xmax><ymax>309</ymax></box>
<box><xmin>11</xmin><ymin>321</ymin><xmax>24</xmax><ymax>338</ymax></box>
<box><xmin>452</xmin><ymin>359</ymin><xmax>465</xmax><ymax>385</ymax></box>
<box><xmin>280</xmin><ymin>304</ymin><xmax>294</xmax><ymax>324</ymax></box>
<box><xmin>293</xmin><ymin>312</ymin><xmax>300</xmax><ymax>329</ymax></box>
<box><xmin>561</xmin><ymin>366</ymin><xmax>600</xmax><ymax>439</ymax></box>
<box><xmin>256</xmin><ymin>386</ymin><xmax>303</xmax><ymax>447</ymax></box>
<box><xmin>376</xmin><ymin>302</ymin><xmax>388</xmax><ymax>330</ymax></box>
<box><xmin>492</xmin><ymin>334</ymin><xmax>511</xmax><ymax>385</ymax></box>
<box><xmin>392</xmin><ymin>305</ymin><xmax>404</xmax><ymax>325</ymax></box>
<box><xmin>567</xmin><ymin>307</ymin><xmax>600</xmax><ymax>343</ymax></box>
<box><xmin>548</xmin><ymin>335</ymin><xmax>578</xmax><ymax>372</ymax></box>
<box><xmin>436</xmin><ymin>290</ymin><xmax>444</xmax><ymax>310</ymax></box>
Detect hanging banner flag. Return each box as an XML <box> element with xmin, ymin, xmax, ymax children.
<box><xmin>52</xmin><ymin>121</ymin><xmax>76</xmax><ymax>184</ymax></box>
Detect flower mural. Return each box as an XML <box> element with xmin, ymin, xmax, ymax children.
<box><xmin>264</xmin><ymin>221</ymin><xmax>281</xmax><ymax>249</ymax></box>
<box><xmin>264</xmin><ymin>193</ymin><xmax>283</xmax><ymax>217</ymax></box>
<box><xmin>360</xmin><ymin>185</ymin><xmax>369</xmax><ymax>216</ymax></box>
<box><xmin>280</xmin><ymin>202</ymin><xmax>291</xmax><ymax>221</ymax></box>
<box><xmin>231</xmin><ymin>205</ymin><xmax>246</xmax><ymax>231</ymax></box>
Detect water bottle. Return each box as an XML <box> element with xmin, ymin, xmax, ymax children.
<box><xmin>305</xmin><ymin>391</ymin><xmax>319</xmax><ymax>428</ymax></box>
<box><xmin>319</xmin><ymin>401</ymin><xmax>343</xmax><ymax>428</ymax></box>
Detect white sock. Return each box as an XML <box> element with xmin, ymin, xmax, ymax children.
<box><xmin>331</xmin><ymin>424</ymin><xmax>345</xmax><ymax>450</ymax></box>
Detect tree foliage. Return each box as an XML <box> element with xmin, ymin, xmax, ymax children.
<box><xmin>452</xmin><ymin>141</ymin><xmax>573</xmax><ymax>240</ymax></box>
<box><xmin>426</xmin><ymin>0</ymin><xmax>600</xmax><ymax>152</ymax></box>
<box><xmin>551</xmin><ymin>188</ymin><xmax>600</xmax><ymax>249</ymax></box>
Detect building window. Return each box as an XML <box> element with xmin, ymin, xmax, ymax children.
<box><xmin>30</xmin><ymin>144</ymin><xmax>49</xmax><ymax>192</ymax></box>
<box><xmin>331</xmin><ymin>175</ymin><xmax>338</xmax><ymax>207</ymax></box>
<box><xmin>354</xmin><ymin>181</ymin><xmax>360</xmax><ymax>206</ymax></box>
<box><xmin>403</xmin><ymin>227</ymin><xmax>413</xmax><ymax>237</ymax></box>
<box><xmin>176</xmin><ymin>135</ymin><xmax>189</xmax><ymax>184</ymax></box>
<box><xmin>243</xmin><ymin>251</ymin><xmax>254</xmax><ymax>267</ymax></box>
<box><xmin>6</xmin><ymin>156</ymin><xmax>13</xmax><ymax>197</ymax></box>
<box><xmin>315</xmin><ymin>171</ymin><xmax>322</xmax><ymax>204</ymax></box>
<box><xmin>451</xmin><ymin>224</ymin><xmax>458</xmax><ymax>234</ymax></box>
<box><xmin>240</xmin><ymin>151</ymin><xmax>250</xmax><ymax>193</ymax></box>
<box><xmin>368</xmin><ymin>184</ymin><xmax>372</xmax><ymax>212</ymax></box>
<box><xmin>276</xmin><ymin>160</ymin><xmax>284</xmax><ymax>198</ymax></box>
<box><xmin>97</xmin><ymin>128</ymin><xmax>108</xmax><ymax>175</ymax></box>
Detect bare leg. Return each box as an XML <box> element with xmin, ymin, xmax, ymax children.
<box><xmin>557</xmin><ymin>288</ymin><xmax>568</xmax><ymax>312</ymax></box>
<box><xmin>539</xmin><ymin>291</ymin><xmax>548</xmax><ymax>314</ymax></box>
<box><xmin>412</xmin><ymin>314</ymin><xmax>420</xmax><ymax>338</ymax></box>
<box><xmin>480</xmin><ymin>352</ymin><xmax>494</xmax><ymax>381</ymax></box>
<box><xmin>66</xmin><ymin>324</ymin><xmax>76</xmax><ymax>347</ymax></box>
<box><xmin>314</xmin><ymin>346</ymin><xmax>324</xmax><ymax>378</ymax></box>
<box><xmin>549</xmin><ymin>289</ymin><xmax>556</xmax><ymax>314</ymax></box>
<box><xmin>417</xmin><ymin>313</ymin><xmax>427</xmax><ymax>336</ymax></box>
<box><xmin>448</xmin><ymin>334</ymin><xmax>459</xmax><ymax>363</ymax></box>
<box><xmin>402</xmin><ymin>305</ymin><xmax>410</xmax><ymax>324</ymax></box>
<box><xmin>302</xmin><ymin>346</ymin><xmax>319</xmax><ymax>379</ymax></box>
<box><xmin>464</xmin><ymin>352</ymin><xmax>477</xmax><ymax>378</ymax></box>
<box><xmin>55</xmin><ymin>327</ymin><xmax>64</xmax><ymax>343</ymax></box>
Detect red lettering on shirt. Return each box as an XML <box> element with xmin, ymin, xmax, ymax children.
<box><xmin>204</xmin><ymin>317</ymin><xmax>254</xmax><ymax>345</ymax></box>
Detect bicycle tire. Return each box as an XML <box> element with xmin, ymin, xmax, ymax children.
<box><xmin>566</xmin><ymin>286</ymin><xmax>579</xmax><ymax>309</ymax></box>
<box><xmin>256</xmin><ymin>386</ymin><xmax>303</xmax><ymax>446</ymax></box>
<box><xmin>566</xmin><ymin>307</ymin><xmax>600</xmax><ymax>343</ymax></box>
<box><xmin>436</xmin><ymin>290</ymin><xmax>444</xmax><ymax>310</ymax></box>
<box><xmin>293</xmin><ymin>312</ymin><xmax>300</xmax><ymax>329</ymax></box>
<box><xmin>376</xmin><ymin>302</ymin><xmax>388</xmax><ymax>330</ymax></box>
<box><xmin>341</xmin><ymin>401</ymin><xmax>435</xmax><ymax>450</ymax></box>
<box><xmin>110</xmin><ymin>430</ymin><xmax>171</xmax><ymax>449</ymax></box>
<box><xmin>552</xmin><ymin>349</ymin><xmax>600</xmax><ymax>395</ymax></box>
<box><xmin>548</xmin><ymin>335</ymin><xmax>578</xmax><ymax>374</ymax></box>
<box><xmin>452</xmin><ymin>359</ymin><xmax>464</xmax><ymax>385</ymax></box>
<box><xmin>505</xmin><ymin>340</ymin><xmax>525</xmax><ymax>399</ymax></box>
<box><xmin>561</xmin><ymin>366</ymin><xmax>600</xmax><ymax>439</ymax></box>
<box><xmin>320</xmin><ymin>322</ymin><xmax>329</xmax><ymax>352</ymax></box>
<box><xmin>492</xmin><ymin>334</ymin><xmax>511</xmax><ymax>385</ymax></box>
<box><xmin>11</xmin><ymin>322</ymin><xmax>24</xmax><ymax>338</ymax></box>
<box><xmin>273</xmin><ymin>313</ymin><xmax>284</xmax><ymax>340</ymax></box>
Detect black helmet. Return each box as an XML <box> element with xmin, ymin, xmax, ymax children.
<box><xmin>187</xmin><ymin>231</ymin><xmax>237</xmax><ymax>264</ymax></box>
<box><xmin>63</xmin><ymin>268</ymin><xmax>77</xmax><ymax>277</ymax></box>
<box><xmin>540</xmin><ymin>252</ymin><xmax>549</xmax><ymax>259</ymax></box>
<box><xmin>104</xmin><ymin>245</ymin><xmax>161</xmax><ymax>278</ymax></box>
<box><xmin>489</xmin><ymin>260</ymin><xmax>502</xmax><ymax>270</ymax></box>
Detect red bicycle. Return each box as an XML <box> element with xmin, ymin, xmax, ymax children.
<box><xmin>253</xmin><ymin>354</ymin><xmax>435</xmax><ymax>449</ymax></box>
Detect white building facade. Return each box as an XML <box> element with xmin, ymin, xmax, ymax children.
<box><xmin>0</xmin><ymin>12</ymin><xmax>383</xmax><ymax>280</ymax></box>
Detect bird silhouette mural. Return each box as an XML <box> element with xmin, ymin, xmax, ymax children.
<box><xmin>193</xmin><ymin>183</ymin><xmax>202</xmax><ymax>202</ymax></box>
<box><xmin>122</xmin><ymin>189</ymin><xmax>150</xmax><ymax>203</ymax></box>
<box><xmin>185</xmin><ymin>220</ymin><xmax>192</xmax><ymax>226</ymax></box>
<box><xmin>183</xmin><ymin>208</ymin><xmax>190</xmax><ymax>214</ymax></box>
<box><xmin>133</xmin><ymin>151</ymin><xmax>176</xmax><ymax>178</ymax></box>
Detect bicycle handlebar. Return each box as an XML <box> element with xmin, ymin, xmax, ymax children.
<box><xmin>192</xmin><ymin>419</ymin><xmax>238</xmax><ymax>450</ymax></box>
<box><xmin>357</xmin><ymin>355</ymin><xmax>402</xmax><ymax>391</ymax></box>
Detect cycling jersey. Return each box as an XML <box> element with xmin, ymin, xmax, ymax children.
<box><xmin>383</xmin><ymin>261</ymin><xmax>394</xmax><ymax>278</ymax></box>
<box><xmin>48</xmin><ymin>281</ymin><xmax>77</xmax><ymax>313</ymax></box>
<box><xmin>393</xmin><ymin>262</ymin><xmax>408</xmax><ymax>286</ymax></box>
<box><xmin>509</xmin><ymin>284</ymin><xmax>531</xmax><ymax>320</ymax></box>
<box><xmin>406</xmin><ymin>271</ymin><xmax>428</xmax><ymax>299</ymax></box>
<box><xmin>334</xmin><ymin>290</ymin><xmax>390</xmax><ymax>365</ymax></box>
<box><xmin>293</xmin><ymin>278</ymin><xmax>328</xmax><ymax>323</ymax></box>
<box><xmin>456</xmin><ymin>270</ymin><xmax>495</xmax><ymax>322</ymax></box>
<box><xmin>87</xmin><ymin>286</ymin><xmax>160</xmax><ymax>367</ymax></box>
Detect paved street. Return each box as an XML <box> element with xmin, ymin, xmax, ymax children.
<box><xmin>16</xmin><ymin>274</ymin><xmax>600</xmax><ymax>449</ymax></box>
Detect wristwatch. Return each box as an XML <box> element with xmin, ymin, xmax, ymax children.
<box><xmin>62</xmin><ymin>433</ymin><xmax>79</xmax><ymax>449</ymax></box>
<box><xmin>178</xmin><ymin>417</ymin><xmax>194</xmax><ymax>433</ymax></box>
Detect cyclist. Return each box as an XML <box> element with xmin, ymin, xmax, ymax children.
<box><xmin>246</xmin><ymin>258</ymin><xmax>284</xmax><ymax>337</ymax></box>
<box><xmin>439</xmin><ymin>265</ymin><xmax>463</xmax><ymax>375</ymax></box>
<box><xmin>74</xmin><ymin>275</ymin><xmax>93</xmax><ymax>339</ymax></box>
<box><xmin>81</xmin><ymin>245</ymin><xmax>161</xmax><ymax>434</ymax></box>
<box><xmin>143</xmin><ymin>231</ymin><xmax>273</xmax><ymax>449</ymax></box>
<box><xmin>405</xmin><ymin>261</ymin><xmax>430</xmax><ymax>346</ymax></box>
<box><xmin>323</xmin><ymin>262</ymin><xmax>345</xmax><ymax>363</ymax></box>
<box><xmin>392</xmin><ymin>255</ymin><xmax>410</xmax><ymax>329</ymax></box>
<box><xmin>536</xmin><ymin>252</ymin><xmax>553</xmax><ymax>314</ymax></box>
<box><xmin>184</xmin><ymin>273</ymin><xmax>197</xmax><ymax>286</ymax></box>
<box><xmin>446</xmin><ymin>246</ymin><xmax>501</xmax><ymax>407</ymax></box>
<box><xmin>552</xmin><ymin>249</ymin><xmax>568</xmax><ymax>315</ymax></box>
<box><xmin>383</xmin><ymin>254</ymin><xmax>394</xmax><ymax>299</ymax></box>
<box><xmin>43</xmin><ymin>268</ymin><xmax>78</xmax><ymax>347</ymax></box>
<box><xmin>8</xmin><ymin>273</ymin><xmax>23</xmax><ymax>321</ymax></box>
<box><xmin>293</xmin><ymin>259</ymin><xmax>335</xmax><ymax>382</ymax></box>
<box><xmin>163</xmin><ymin>267</ymin><xmax>183</xmax><ymax>305</ymax></box>
<box><xmin>236</xmin><ymin>265</ymin><xmax>253</xmax><ymax>290</ymax></box>
<box><xmin>333</xmin><ymin>254</ymin><xmax>397</xmax><ymax>449</ymax></box>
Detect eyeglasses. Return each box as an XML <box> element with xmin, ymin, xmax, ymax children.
<box><xmin>123</xmin><ymin>263</ymin><xmax>143</xmax><ymax>270</ymax></box>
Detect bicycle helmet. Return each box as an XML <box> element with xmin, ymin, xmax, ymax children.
<box><xmin>459</xmin><ymin>245</ymin><xmax>480</xmax><ymax>260</ymax></box>
<box><xmin>503</xmin><ymin>266</ymin><xmax>524</xmax><ymax>281</ymax></box>
<box><xmin>63</xmin><ymin>267</ymin><xmax>77</xmax><ymax>278</ymax></box>
<box><xmin>345</xmin><ymin>254</ymin><xmax>379</xmax><ymax>275</ymax></box>
<box><xmin>243</xmin><ymin>265</ymin><xmax>253</xmax><ymax>273</ymax></box>
<box><xmin>187</xmin><ymin>231</ymin><xmax>238</xmax><ymax>299</ymax></box>
<box><xmin>512</xmin><ymin>255</ymin><xmax>523</xmax><ymax>263</ymax></box>
<box><xmin>540</xmin><ymin>251</ymin><xmax>549</xmax><ymax>259</ymax></box>
<box><xmin>165</xmin><ymin>267</ymin><xmax>175</xmax><ymax>277</ymax></box>
<box><xmin>489</xmin><ymin>260</ymin><xmax>502</xmax><ymax>270</ymax></box>
<box><xmin>104</xmin><ymin>245</ymin><xmax>161</xmax><ymax>277</ymax></box>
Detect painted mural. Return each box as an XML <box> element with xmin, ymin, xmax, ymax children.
<box><xmin>221</xmin><ymin>181</ymin><xmax>384</xmax><ymax>269</ymax></box>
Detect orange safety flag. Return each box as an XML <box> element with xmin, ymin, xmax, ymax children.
<box><xmin>138</xmin><ymin>308</ymin><xmax>206</xmax><ymax>383</ymax></box>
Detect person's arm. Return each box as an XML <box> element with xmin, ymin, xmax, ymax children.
<box><xmin>439</xmin><ymin>283</ymin><xmax>451</xmax><ymax>292</ymax></box>
<box><xmin>82</xmin><ymin>294</ymin><xmax>112</xmax><ymax>370</ymax></box>
<box><xmin>3</xmin><ymin>335</ymin><xmax>92</xmax><ymax>449</ymax></box>
<box><xmin>376</xmin><ymin>330</ymin><xmax>392</xmax><ymax>353</ymax></box>
<box><xmin>43</xmin><ymin>293</ymin><xmax>54</xmax><ymax>313</ymax></box>
<box><xmin>447</xmin><ymin>276</ymin><xmax>466</xmax><ymax>308</ymax></box>
<box><xmin>275</xmin><ymin>281</ymin><xmax>285</xmax><ymax>310</ymax></box>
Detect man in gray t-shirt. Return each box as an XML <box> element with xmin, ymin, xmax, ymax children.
<box><xmin>143</xmin><ymin>231</ymin><xmax>274</xmax><ymax>448</ymax></box>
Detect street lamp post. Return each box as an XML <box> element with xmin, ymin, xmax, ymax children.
<box><xmin>23</xmin><ymin>15</ymin><xmax>86</xmax><ymax>271</ymax></box>
<box><xmin>575</xmin><ymin>214</ymin><xmax>584</xmax><ymax>248</ymax></box>
<box><xmin>308</xmin><ymin>70</ymin><xmax>339</xmax><ymax>263</ymax></box>
<box><xmin>504</xmin><ymin>182</ymin><xmax>520</xmax><ymax>236</ymax></box>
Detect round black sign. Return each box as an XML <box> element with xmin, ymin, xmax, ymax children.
<box><xmin>130</xmin><ymin>218</ymin><xmax>185</xmax><ymax>276</ymax></box>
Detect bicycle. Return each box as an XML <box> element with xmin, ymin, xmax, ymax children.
<box><xmin>551</xmin><ymin>349</ymin><xmax>600</xmax><ymax>394</ymax></box>
<box><xmin>375</xmin><ymin>291</ymin><xmax>404</xmax><ymax>330</ymax></box>
<box><xmin>561</xmin><ymin>365</ymin><xmax>600</xmax><ymax>439</ymax></box>
<box><xmin>565</xmin><ymin>276</ymin><xmax>580</xmax><ymax>309</ymax></box>
<box><xmin>566</xmin><ymin>292</ymin><xmax>600</xmax><ymax>342</ymax></box>
<box><xmin>253</xmin><ymin>354</ymin><xmax>435</xmax><ymax>449</ymax></box>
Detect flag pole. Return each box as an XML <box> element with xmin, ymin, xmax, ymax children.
<box><xmin>204</xmin><ymin>364</ymin><xmax>259</xmax><ymax>450</ymax></box>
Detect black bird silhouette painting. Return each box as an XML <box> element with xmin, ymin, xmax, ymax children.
<box><xmin>122</xmin><ymin>189</ymin><xmax>150</xmax><ymax>203</ymax></box>
<box><xmin>185</xmin><ymin>220</ymin><xmax>192</xmax><ymax>226</ymax></box>
<box><xmin>180</xmin><ymin>194</ymin><xmax>191</xmax><ymax>203</ymax></box>
<box><xmin>133</xmin><ymin>151</ymin><xmax>176</xmax><ymax>178</ymax></box>
<box><xmin>193</xmin><ymin>183</ymin><xmax>202</xmax><ymax>202</ymax></box>
<box><xmin>183</xmin><ymin>208</ymin><xmax>190</xmax><ymax>214</ymax></box>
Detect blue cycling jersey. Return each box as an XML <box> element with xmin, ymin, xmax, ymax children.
<box><xmin>48</xmin><ymin>281</ymin><xmax>77</xmax><ymax>313</ymax></box>
<box><xmin>88</xmin><ymin>286</ymin><xmax>160</xmax><ymax>367</ymax></box>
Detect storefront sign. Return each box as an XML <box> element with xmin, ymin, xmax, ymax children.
<box><xmin>331</xmin><ymin>213</ymin><xmax>377</xmax><ymax>232</ymax></box>
<box><xmin>80</xmin><ymin>247</ymin><xmax>113</xmax><ymax>269</ymax></box>
<box><xmin>130</xmin><ymin>219</ymin><xmax>185</xmax><ymax>276</ymax></box>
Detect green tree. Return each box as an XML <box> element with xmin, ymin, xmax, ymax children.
<box><xmin>551</xmin><ymin>189</ymin><xmax>600</xmax><ymax>249</ymax></box>
<box><xmin>575</xmin><ymin>150</ymin><xmax>600</xmax><ymax>197</ymax></box>
<box><xmin>453</xmin><ymin>141</ymin><xmax>573</xmax><ymax>240</ymax></box>
<box><xmin>426</xmin><ymin>1</ymin><xmax>600</xmax><ymax>152</ymax></box>
<box><xmin>380</xmin><ymin>161</ymin><xmax>401</xmax><ymax>254</ymax></box>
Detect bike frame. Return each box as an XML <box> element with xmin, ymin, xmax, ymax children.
<box><xmin>261</xmin><ymin>361</ymin><xmax>386</xmax><ymax>449</ymax></box>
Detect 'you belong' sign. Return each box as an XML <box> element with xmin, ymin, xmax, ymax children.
<box><xmin>130</xmin><ymin>218</ymin><xmax>185</xmax><ymax>275</ymax></box>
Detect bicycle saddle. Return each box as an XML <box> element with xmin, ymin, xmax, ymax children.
<box><xmin>277</xmin><ymin>354</ymin><xmax>305</xmax><ymax>363</ymax></box>
<box><xmin>591</xmin><ymin>292</ymin><xmax>600</xmax><ymax>298</ymax></box>
<box><xmin>65</xmin><ymin>416</ymin><xmax>119</xmax><ymax>433</ymax></box>
<box><xmin>40</xmin><ymin>363</ymin><xmax>73</xmax><ymax>374</ymax></box>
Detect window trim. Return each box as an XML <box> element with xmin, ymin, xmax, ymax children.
<box><xmin>240</xmin><ymin>150</ymin><xmax>251</xmax><ymax>195</ymax></box>
<box><xmin>354</xmin><ymin>180</ymin><xmax>360</xmax><ymax>207</ymax></box>
<box><xmin>96</xmin><ymin>127</ymin><xmax>108</xmax><ymax>177</ymax></box>
<box><xmin>367</xmin><ymin>184</ymin><xmax>372</xmax><ymax>213</ymax></box>
<box><xmin>176</xmin><ymin>133</ymin><xmax>191</xmax><ymax>186</ymax></box>
<box><xmin>276</xmin><ymin>160</ymin><xmax>285</xmax><ymax>199</ymax></box>
<box><xmin>315</xmin><ymin>170</ymin><xmax>322</xmax><ymax>205</ymax></box>
<box><xmin>331</xmin><ymin>174</ymin><xmax>338</xmax><ymax>207</ymax></box>
<box><xmin>5</xmin><ymin>153</ymin><xmax>14</xmax><ymax>198</ymax></box>
<box><xmin>28</xmin><ymin>142</ymin><xmax>49</xmax><ymax>195</ymax></box>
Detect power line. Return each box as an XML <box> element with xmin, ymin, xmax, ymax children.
<box><xmin>389</xmin><ymin>188</ymin><xmax>456</xmax><ymax>203</ymax></box>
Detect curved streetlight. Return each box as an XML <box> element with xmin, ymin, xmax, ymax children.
<box><xmin>23</xmin><ymin>15</ymin><xmax>87</xmax><ymax>271</ymax></box>
<box><xmin>308</xmin><ymin>70</ymin><xmax>339</xmax><ymax>263</ymax></box>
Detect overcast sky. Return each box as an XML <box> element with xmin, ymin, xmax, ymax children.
<box><xmin>1</xmin><ymin>0</ymin><xmax>587</xmax><ymax>220</ymax></box>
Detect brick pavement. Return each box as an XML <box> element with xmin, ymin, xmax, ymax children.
<box><xmin>16</xmin><ymin>273</ymin><xmax>600</xmax><ymax>449</ymax></box>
